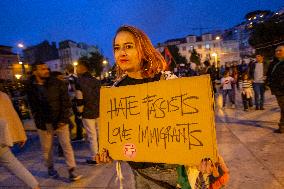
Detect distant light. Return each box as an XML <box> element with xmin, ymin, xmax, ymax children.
<box><xmin>275</xmin><ymin>12</ymin><xmax>279</xmax><ymax>15</ymax></box>
<box><xmin>19</xmin><ymin>61</ymin><xmax>23</xmax><ymax>65</ymax></box>
<box><xmin>253</xmin><ymin>16</ymin><xmax>256</xmax><ymax>19</ymax></box>
<box><xmin>212</xmin><ymin>52</ymin><xmax>217</xmax><ymax>57</ymax></box>
<box><xmin>15</xmin><ymin>74</ymin><xmax>22</xmax><ymax>79</ymax></box>
<box><xmin>108</xmin><ymin>71</ymin><xmax>112</xmax><ymax>74</ymax></box>
<box><xmin>260</xmin><ymin>15</ymin><xmax>264</xmax><ymax>18</ymax></box>
<box><xmin>73</xmin><ymin>61</ymin><xmax>78</xmax><ymax>66</ymax></box>
<box><xmin>248</xmin><ymin>18</ymin><xmax>251</xmax><ymax>21</ymax></box>
<box><xmin>17</xmin><ymin>43</ymin><xmax>24</xmax><ymax>48</ymax></box>
<box><xmin>250</xmin><ymin>22</ymin><xmax>253</xmax><ymax>25</ymax></box>
<box><xmin>215</xmin><ymin>36</ymin><xmax>220</xmax><ymax>40</ymax></box>
<box><xmin>103</xmin><ymin>60</ymin><xmax>108</xmax><ymax>65</ymax></box>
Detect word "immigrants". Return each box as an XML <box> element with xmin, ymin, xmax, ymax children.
<box><xmin>107</xmin><ymin>122</ymin><xmax>203</xmax><ymax>150</ymax></box>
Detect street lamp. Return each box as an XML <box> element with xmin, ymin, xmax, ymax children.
<box><xmin>102</xmin><ymin>60</ymin><xmax>108</xmax><ymax>65</ymax></box>
<box><xmin>15</xmin><ymin>74</ymin><xmax>22</xmax><ymax>80</ymax></box>
<box><xmin>72</xmin><ymin>61</ymin><xmax>78</xmax><ymax>74</ymax></box>
<box><xmin>211</xmin><ymin>52</ymin><xmax>218</xmax><ymax>67</ymax></box>
<box><xmin>73</xmin><ymin>61</ymin><xmax>78</xmax><ymax>66</ymax></box>
<box><xmin>215</xmin><ymin>36</ymin><xmax>220</xmax><ymax>40</ymax></box>
<box><xmin>17</xmin><ymin>43</ymin><xmax>25</xmax><ymax>49</ymax></box>
<box><xmin>17</xmin><ymin>43</ymin><xmax>26</xmax><ymax>79</ymax></box>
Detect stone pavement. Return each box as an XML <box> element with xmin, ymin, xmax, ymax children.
<box><xmin>0</xmin><ymin>91</ymin><xmax>284</xmax><ymax>189</ymax></box>
<box><xmin>0</xmin><ymin>134</ymin><xmax>135</xmax><ymax>189</ymax></box>
<box><xmin>217</xmin><ymin>91</ymin><xmax>284</xmax><ymax>189</ymax></box>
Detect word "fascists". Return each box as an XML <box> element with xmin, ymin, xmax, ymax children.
<box><xmin>107</xmin><ymin>93</ymin><xmax>199</xmax><ymax>120</ymax></box>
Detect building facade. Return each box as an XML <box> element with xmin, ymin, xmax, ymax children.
<box><xmin>0</xmin><ymin>45</ymin><xmax>21</xmax><ymax>80</ymax></box>
<box><xmin>58</xmin><ymin>40</ymin><xmax>99</xmax><ymax>69</ymax></box>
<box><xmin>157</xmin><ymin>33</ymin><xmax>240</xmax><ymax>66</ymax></box>
<box><xmin>23</xmin><ymin>40</ymin><xmax>59</xmax><ymax>64</ymax></box>
<box><xmin>45</xmin><ymin>59</ymin><xmax>61</xmax><ymax>72</ymax></box>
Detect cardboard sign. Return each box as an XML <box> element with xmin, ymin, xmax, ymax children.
<box><xmin>99</xmin><ymin>75</ymin><xmax>218</xmax><ymax>166</ymax></box>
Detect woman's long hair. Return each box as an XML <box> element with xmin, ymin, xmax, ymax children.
<box><xmin>113</xmin><ymin>25</ymin><xmax>166</xmax><ymax>79</ymax></box>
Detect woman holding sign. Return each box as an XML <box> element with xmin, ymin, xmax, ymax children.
<box><xmin>110</xmin><ymin>25</ymin><xmax>229</xmax><ymax>189</ymax></box>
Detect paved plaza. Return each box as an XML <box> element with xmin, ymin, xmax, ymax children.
<box><xmin>0</xmin><ymin>91</ymin><xmax>283</xmax><ymax>189</ymax></box>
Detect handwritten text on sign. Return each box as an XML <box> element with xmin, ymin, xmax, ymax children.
<box><xmin>100</xmin><ymin>76</ymin><xmax>217</xmax><ymax>165</ymax></box>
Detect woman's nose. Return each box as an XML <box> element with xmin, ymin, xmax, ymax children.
<box><xmin>119</xmin><ymin>47</ymin><xmax>127</xmax><ymax>56</ymax></box>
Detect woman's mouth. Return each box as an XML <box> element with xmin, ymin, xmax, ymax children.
<box><xmin>120</xmin><ymin>59</ymin><xmax>128</xmax><ymax>63</ymax></box>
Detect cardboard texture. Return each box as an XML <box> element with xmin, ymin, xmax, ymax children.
<box><xmin>100</xmin><ymin>75</ymin><xmax>218</xmax><ymax>166</ymax></box>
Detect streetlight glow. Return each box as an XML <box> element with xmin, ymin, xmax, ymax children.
<box><xmin>19</xmin><ymin>61</ymin><xmax>23</xmax><ymax>65</ymax></box>
<box><xmin>73</xmin><ymin>61</ymin><xmax>78</xmax><ymax>66</ymax></box>
<box><xmin>15</xmin><ymin>74</ymin><xmax>22</xmax><ymax>79</ymax></box>
<box><xmin>17</xmin><ymin>43</ymin><xmax>24</xmax><ymax>48</ymax></box>
<box><xmin>103</xmin><ymin>60</ymin><xmax>108</xmax><ymax>65</ymax></box>
<box><xmin>211</xmin><ymin>52</ymin><xmax>218</xmax><ymax>66</ymax></box>
<box><xmin>215</xmin><ymin>36</ymin><xmax>220</xmax><ymax>40</ymax></box>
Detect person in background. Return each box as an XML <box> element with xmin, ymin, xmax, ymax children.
<box><xmin>267</xmin><ymin>45</ymin><xmax>284</xmax><ymax>133</ymax></box>
<box><xmin>0</xmin><ymin>91</ymin><xmax>40</xmax><ymax>189</ymax></box>
<box><xmin>221</xmin><ymin>70</ymin><xmax>235</xmax><ymax>108</ymax></box>
<box><xmin>112</xmin><ymin>25</ymin><xmax>229</xmax><ymax>189</ymax></box>
<box><xmin>239</xmin><ymin>73</ymin><xmax>253</xmax><ymax>111</ymax></box>
<box><xmin>65</xmin><ymin>65</ymin><xmax>84</xmax><ymax>141</ymax></box>
<box><xmin>25</xmin><ymin>62</ymin><xmax>82</xmax><ymax>181</ymax></box>
<box><xmin>75</xmin><ymin>60</ymin><xmax>101</xmax><ymax>164</ymax></box>
<box><xmin>249</xmin><ymin>54</ymin><xmax>268</xmax><ymax>110</ymax></box>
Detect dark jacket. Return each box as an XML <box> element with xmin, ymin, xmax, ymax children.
<box><xmin>267</xmin><ymin>60</ymin><xmax>284</xmax><ymax>96</ymax></box>
<box><xmin>76</xmin><ymin>72</ymin><xmax>100</xmax><ymax>119</ymax></box>
<box><xmin>248</xmin><ymin>61</ymin><xmax>269</xmax><ymax>81</ymax></box>
<box><xmin>26</xmin><ymin>76</ymin><xmax>72</xmax><ymax>130</ymax></box>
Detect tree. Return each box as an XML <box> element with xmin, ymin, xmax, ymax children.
<box><xmin>89</xmin><ymin>52</ymin><xmax>104</xmax><ymax>77</ymax></box>
<box><xmin>166</xmin><ymin>45</ymin><xmax>187</xmax><ymax>71</ymax></box>
<box><xmin>78</xmin><ymin>51</ymin><xmax>104</xmax><ymax>77</ymax></box>
<box><xmin>249</xmin><ymin>14</ymin><xmax>284</xmax><ymax>57</ymax></box>
<box><xmin>190</xmin><ymin>48</ymin><xmax>201</xmax><ymax>65</ymax></box>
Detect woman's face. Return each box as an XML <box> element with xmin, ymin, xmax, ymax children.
<box><xmin>114</xmin><ymin>31</ymin><xmax>141</xmax><ymax>75</ymax></box>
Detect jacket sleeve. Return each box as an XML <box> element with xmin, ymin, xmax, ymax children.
<box><xmin>59</xmin><ymin>81</ymin><xmax>72</xmax><ymax>124</ymax></box>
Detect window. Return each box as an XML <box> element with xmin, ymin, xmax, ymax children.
<box><xmin>205</xmin><ymin>44</ymin><xmax>210</xmax><ymax>49</ymax></box>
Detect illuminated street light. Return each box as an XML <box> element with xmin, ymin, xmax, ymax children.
<box><xmin>73</xmin><ymin>61</ymin><xmax>78</xmax><ymax>66</ymax></box>
<box><xmin>17</xmin><ymin>43</ymin><xmax>25</xmax><ymax>48</ymax></box>
<box><xmin>103</xmin><ymin>60</ymin><xmax>108</xmax><ymax>65</ymax></box>
<box><xmin>19</xmin><ymin>61</ymin><xmax>23</xmax><ymax>65</ymax></box>
<box><xmin>15</xmin><ymin>74</ymin><xmax>22</xmax><ymax>80</ymax></box>
<box><xmin>215</xmin><ymin>36</ymin><xmax>220</xmax><ymax>40</ymax></box>
<box><xmin>211</xmin><ymin>52</ymin><xmax>218</xmax><ymax>67</ymax></box>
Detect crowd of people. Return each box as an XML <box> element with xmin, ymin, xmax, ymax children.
<box><xmin>0</xmin><ymin>24</ymin><xmax>283</xmax><ymax>189</ymax></box>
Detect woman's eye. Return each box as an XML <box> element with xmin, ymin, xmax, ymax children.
<box><xmin>114</xmin><ymin>46</ymin><xmax>120</xmax><ymax>51</ymax></box>
<box><xmin>125</xmin><ymin>44</ymin><xmax>133</xmax><ymax>49</ymax></box>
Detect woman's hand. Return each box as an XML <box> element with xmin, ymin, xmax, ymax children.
<box><xmin>95</xmin><ymin>148</ymin><xmax>113</xmax><ymax>164</ymax></box>
<box><xmin>198</xmin><ymin>155</ymin><xmax>229</xmax><ymax>176</ymax></box>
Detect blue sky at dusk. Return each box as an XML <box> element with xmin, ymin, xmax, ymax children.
<box><xmin>0</xmin><ymin>0</ymin><xmax>283</xmax><ymax>63</ymax></box>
